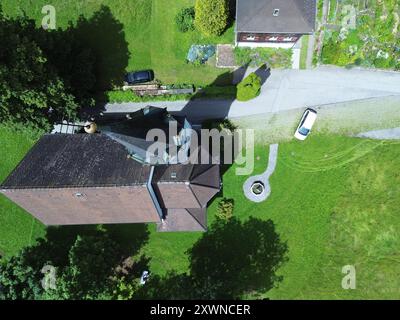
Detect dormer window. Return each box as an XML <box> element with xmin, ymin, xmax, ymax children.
<box><xmin>273</xmin><ymin>9</ymin><xmax>280</xmax><ymax>16</ymax></box>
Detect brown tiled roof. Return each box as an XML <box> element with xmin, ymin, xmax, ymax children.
<box><xmin>0</xmin><ymin>186</ymin><xmax>159</xmax><ymax>225</ymax></box>
<box><xmin>155</xmin><ymin>183</ymin><xmax>201</xmax><ymax>209</ymax></box>
<box><xmin>157</xmin><ymin>208</ymin><xmax>207</xmax><ymax>232</ymax></box>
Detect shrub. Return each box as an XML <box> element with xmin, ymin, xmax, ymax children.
<box><xmin>175</xmin><ymin>7</ymin><xmax>195</xmax><ymax>32</ymax></box>
<box><xmin>194</xmin><ymin>0</ymin><xmax>229</xmax><ymax>36</ymax></box>
<box><xmin>236</xmin><ymin>73</ymin><xmax>262</xmax><ymax>102</ymax></box>
<box><xmin>216</xmin><ymin>198</ymin><xmax>234</xmax><ymax>220</ymax></box>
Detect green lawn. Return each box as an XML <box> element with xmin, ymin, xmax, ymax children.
<box><xmin>2</xmin><ymin>0</ymin><xmax>234</xmax><ymax>86</ymax></box>
<box><xmin>0</xmin><ymin>126</ymin><xmax>46</xmax><ymax>257</ymax></box>
<box><xmin>300</xmin><ymin>35</ymin><xmax>309</xmax><ymax>69</ymax></box>
<box><xmin>140</xmin><ymin>134</ymin><xmax>400</xmax><ymax>299</ymax></box>
<box><xmin>1</xmin><ymin>123</ymin><xmax>399</xmax><ymax>298</ymax></box>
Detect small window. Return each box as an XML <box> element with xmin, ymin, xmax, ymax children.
<box><xmin>273</xmin><ymin>9</ymin><xmax>280</xmax><ymax>16</ymax></box>
<box><xmin>170</xmin><ymin>172</ymin><xmax>177</xmax><ymax>179</ymax></box>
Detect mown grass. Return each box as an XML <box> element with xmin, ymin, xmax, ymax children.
<box><xmin>2</xmin><ymin>0</ymin><xmax>234</xmax><ymax>86</ymax></box>
<box><xmin>1</xmin><ymin>122</ymin><xmax>399</xmax><ymax>299</ymax></box>
<box><xmin>0</xmin><ymin>125</ymin><xmax>46</xmax><ymax>257</ymax></box>
<box><xmin>140</xmin><ymin>135</ymin><xmax>400</xmax><ymax>299</ymax></box>
<box><xmin>300</xmin><ymin>35</ymin><xmax>309</xmax><ymax>69</ymax></box>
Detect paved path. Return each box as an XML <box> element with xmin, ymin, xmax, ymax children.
<box><xmin>356</xmin><ymin>127</ymin><xmax>400</xmax><ymax>140</ymax></box>
<box><xmin>100</xmin><ymin>67</ymin><xmax>400</xmax><ymax>123</ymax></box>
<box><xmin>291</xmin><ymin>40</ymin><xmax>301</xmax><ymax>69</ymax></box>
<box><xmin>243</xmin><ymin>144</ymin><xmax>279</xmax><ymax>203</ymax></box>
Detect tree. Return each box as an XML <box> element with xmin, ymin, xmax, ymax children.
<box><xmin>0</xmin><ymin>9</ymin><xmax>80</xmax><ymax>130</ymax></box>
<box><xmin>0</xmin><ymin>253</ymin><xmax>43</xmax><ymax>300</ymax></box>
<box><xmin>175</xmin><ymin>7</ymin><xmax>195</xmax><ymax>33</ymax></box>
<box><xmin>48</xmin><ymin>234</ymin><xmax>121</xmax><ymax>300</ymax></box>
<box><xmin>236</xmin><ymin>72</ymin><xmax>262</xmax><ymax>101</ymax></box>
<box><xmin>0</xmin><ymin>227</ymin><xmax>149</xmax><ymax>300</ymax></box>
<box><xmin>194</xmin><ymin>0</ymin><xmax>229</xmax><ymax>36</ymax></box>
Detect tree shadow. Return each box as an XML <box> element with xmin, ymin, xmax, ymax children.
<box><xmin>73</xmin><ymin>5</ymin><xmax>130</xmax><ymax>91</ymax></box>
<box><xmin>33</xmin><ymin>4</ymin><xmax>129</xmax><ymax>117</ymax></box>
<box><xmin>227</xmin><ymin>0</ymin><xmax>237</xmax><ymax>29</ymax></box>
<box><xmin>136</xmin><ymin>217</ymin><xmax>288</xmax><ymax>299</ymax></box>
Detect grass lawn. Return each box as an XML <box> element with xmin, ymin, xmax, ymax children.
<box><xmin>300</xmin><ymin>35</ymin><xmax>309</xmax><ymax>69</ymax></box>
<box><xmin>327</xmin><ymin>0</ymin><xmax>337</xmax><ymax>22</ymax></box>
<box><xmin>2</xmin><ymin>0</ymin><xmax>234</xmax><ymax>86</ymax></box>
<box><xmin>1</xmin><ymin>124</ymin><xmax>399</xmax><ymax>299</ymax></box>
<box><xmin>0</xmin><ymin>126</ymin><xmax>46</xmax><ymax>257</ymax></box>
<box><xmin>140</xmin><ymin>134</ymin><xmax>400</xmax><ymax>299</ymax></box>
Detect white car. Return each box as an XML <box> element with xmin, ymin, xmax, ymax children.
<box><xmin>294</xmin><ymin>108</ymin><xmax>317</xmax><ymax>141</ymax></box>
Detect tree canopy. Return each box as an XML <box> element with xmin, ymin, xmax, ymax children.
<box><xmin>194</xmin><ymin>0</ymin><xmax>229</xmax><ymax>36</ymax></box>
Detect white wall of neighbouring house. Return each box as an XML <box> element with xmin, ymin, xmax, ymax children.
<box><xmin>236</xmin><ymin>41</ymin><xmax>297</xmax><ymax>49</ymax></box>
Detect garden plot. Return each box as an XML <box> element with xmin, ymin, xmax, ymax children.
<box><xmin>322</xmin><ymin>0</ymin><xmax>400</xmax><ymax>69</ymax></box>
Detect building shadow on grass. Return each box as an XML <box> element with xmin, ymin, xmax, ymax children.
<box><xmin>135</xmin><ymin>217</ymin><xmax>288</xmax><ymax>300</ymax></box>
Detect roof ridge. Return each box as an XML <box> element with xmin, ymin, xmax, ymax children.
<box><xmin>186</xmin><ymin>208</ymin><xmax>207</xmax><ymax>230</ymax></box>
<box><xmin>291</xmin><ymin>0</ymin><xmax>315</xmax><ymax>30</ymax></box>
<box><xmin>238</xmin><ymin>0</ymin><xmax>272</xmax><ymax>33</ymax></box>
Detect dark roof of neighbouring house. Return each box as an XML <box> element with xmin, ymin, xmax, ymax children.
<box><xmin>236</xmin><ymin>0</ymin><xmax>316</xmax><ymax>34</ymax></box>
<box><xmin>1</xmin><ymin>134</ymin><xmax>152</xmax><ymax>189</ymax></box>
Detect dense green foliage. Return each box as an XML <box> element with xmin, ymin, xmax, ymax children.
<box><xmin>236</xmin><ymin>72</ymin><xmax>262</xmax><ymax>102</ymax></box>
<box><xmin>0</xmin><ymin>227</ymin><xmax>146</xmax><ymax>300</ymax></box>
<box><xmin>0</xmin><ymin>11</ymin><xmax>78</xmax><ymax>130</ymax></box>
<box><xmin>321</xmin><ymin>0</ymin><xmax>400</xmax><ymax>69</ymax></box>
<box><xmin>175</xmin><ymin>7</ymin><xmax>195</xmax><ymax>32</ymax></box>
<box><xmin>234</xmin><ymin>47</ymin><xmax>293</xmax><ymax>68</ymax></box>
<box><xmin>194</xmin><ymin>0</ymin><xmax>229</xmax><ymax>36</ymax></box>
<box><xmin>216</xmin><ymin>198</ymin><xmax>234</xmax><ymax>220</ymax></box>
<box><xmin>106</xmin><ymin>84</ymin><xmax>236</xmax><ymax>103</ymax></box>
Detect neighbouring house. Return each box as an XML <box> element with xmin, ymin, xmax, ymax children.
<box><xmin>0</xmin><ymin>108</ymin><xmax>221</xmax><ymax>232</ymax></box>
<box><xmin>235</xmin><ymin>0</ymin><xmax>316</xmax><ymax>48</ymax></box>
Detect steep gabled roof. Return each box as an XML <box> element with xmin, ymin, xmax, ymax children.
<box><xmin>1</xmin><ymin>134</ymin><xmax>150</xmax><ymax>189</ymax></box>
<box><xmin>236</xmin><ymin>0</ymin><xmax>316</xmax><ymax>34</ymax></box>
<box><xmin>157</xmin><ymin>208</ymin><xmax>208</xmax><ymax>232</ymax></box>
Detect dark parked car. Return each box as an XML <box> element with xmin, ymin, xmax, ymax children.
<box><xmin>124</xmin><ymin>70</ymin><xmax>154</xmax><ymax>85</ymax></box>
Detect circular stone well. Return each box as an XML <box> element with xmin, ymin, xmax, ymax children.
<box><xmin>251</xmin><ymin>181</ymin><xmax>265</xmax><ymax>196</ymax></box>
